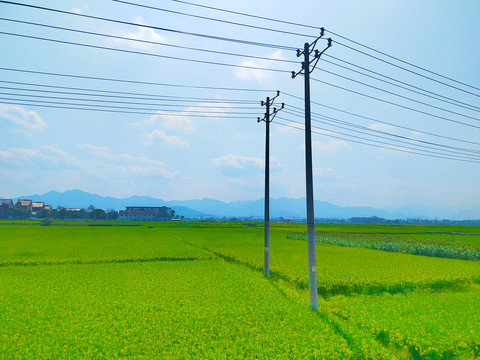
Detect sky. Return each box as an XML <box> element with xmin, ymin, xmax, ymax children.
<box><xmin>0</xmin><ymin>0</ymin><xmax>479</xmax><ymax>210</ymax></box>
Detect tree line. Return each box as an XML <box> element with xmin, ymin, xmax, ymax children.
<box><xmin>37</xmin><ymin>205</ymin><xmax>118</xmax><ymax>220</ymax></box>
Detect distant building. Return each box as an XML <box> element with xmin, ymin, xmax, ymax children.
<box><xmin>0</xmin><ymin>199</ymin><xmax>14</xmax><ymax>219</ymax></box>
<box><xmin>14</xmin><ymin>199</ymin><xmax>32</xmax><ymax>219</ymax></box>
<box><xmin>31</xmin><ymin>202</ymin><xmax>45</xmax><ymax>217</ymax></box>
<box><xmin>0</xmin><ymin>199</ymin><xmax>53</xmax><ymax>219</ymax></box>
<box><xmin>118</xmin><ymin>206</ymin><xmax>172</xmax><ymax>221</ymax></box>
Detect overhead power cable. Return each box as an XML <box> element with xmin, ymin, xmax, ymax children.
<box><xmin>284</xmin><ymin>106</ymin><xmax>480</xmax><ymax>156</ymax></box>
<box><xmin>0</xmin><ymin>1</ymin><xmax>296</xmax><ymax>51</ymax></box>
<box><xmin>113</xmin><ymin>0</ymin><xmax>315</xmax><ymax>39</ymax></box>
<box><xmin>1</xmin><ymin>100</ymin><xmax>254</xmax><ymax>119</ymax></box>
<box><xmin>0</xmin><ymin>96</ymin><xmax>259</xmax><ymax>114</ymax></box>
<box><xmin>168</xmin><ymin>0</ymin><xmax>319</xmax><ymax>30</ymax></box>
<box><xmin>310</xmin><ymin>76</ymin><xmax>480</xmax><ymax>129</ymax></box>
<box><xmin>0</xmin><ymin>18</ymin><xmax>297</xmax><ymax>65</ymax></box>
<box><xmin>322</xmin><ymin>55</ymin><xmax>480</xmax><ymax>112</ymax></box>
<box><xmin>0</xmin><ymin>85</ymin><xmax>259</xmax><ymax>104</ymax></box>
<box><xmin>282</xmin><ymin>92</ymin><xmax>480</xmax><ymax>146</ymax></box>
<box><xmin>165</xmin><ymin>0</ymin><xmax>480</xmax><ymax>94</ymax></box>
<box><xmin>274</xmin><ymin>118</ymin><xmax>480</xmax><ymax>163</ymax></box>
<box><xmin>316</xmin><ymin>67</ymin><xmax>480</xmax><ymax>121</ymax></box>
<box><xmin>324</xmin><ymin>29</ymin><xmax>480</xmax><ymax>93</ymax></box>
<box><xmin>332</xmin><ymin>41</ymin><xmax>480</xmax><ymax>99</ymax></box>
<box><xmin>0</xmin><ymin>67</ymin><xmax>274</xmax><ymax>92</ymax></box>
<box><xmin>0</xmin><ymin>31</ymin><xmax>291</xmax><ymax>75</ymax></box>
<box><xmin>0</xmin><ymin>92</ymin><xmax>259</xmax><ymax>109</ymax></box>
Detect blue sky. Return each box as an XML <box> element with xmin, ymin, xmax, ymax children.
<box><xmin>0</xmin><ymin>0</ymin><xmax>479</xmax><ymax>210</ymax></box>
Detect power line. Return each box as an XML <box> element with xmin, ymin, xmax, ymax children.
<box><xmin>5</xmin><ymin>25</ymin><xmax>474</xmax><ymax>119</ymax></box>
<box><xmin>274</xmin><ymin>117</ymin><xmax>480</xmax><ymax>163</ymax></box>
<box><xmin>0</xmin><ymin>31</ymin><xmax>291</xmax><ymax>75</ymax></box>
<box><xmin>282</xmin><ymin>92</ymin><xmax>480</xmax><ymax>146</ymax></box>
<box><xmin>0</xmin><ymin>1</ymin><xmax>296</xmax><ymax>51</ymax></box>
<box><xmin>0</xmin><ymin>92</ymin><xmax>259</xmax><ymax>110</ymax></box>
<box><xmin>316</xmin><ymin>67</ymin><xmax>480</xmax><ymax>121</ymax></box>
<box><xmin>0</xmin><ymin>85</ymin><xmax>260</xmax><ymax>104</ymax></box>
<box><xmin>0</xmin><ymin>17</ymin><xmax>297</xmax><ymax>65</ymax></box>
<box><xmin>1</xmin><ymin>100</ymin><xmax>255</xmax><ymax>118</ymax></box>
<box><xmin>284</xmin><ymin>106</ymin><xmax>480</xmax><ymax>157</ymax></box>
<box><xmin>0</xmin><ymin>67</ymin><xmax>274</xmax><ymax>92</ymax></box>
<box><xmin>168</xmin><ymin>0</ymin><xmax>319</xmax><ymax>30</ymax></box>
<box><xmin>333</xmin><ymin>41</ymin><xmax>480</xmax><ymax>99</ymax></box>
<box><xmin>322</xmin><ymin>55</ymin><xmax>480</xmax><ymax>112</ymax></box>
<box><xmin>0</xmin><ymin>96</ymin><xmax>259</xmax><ymax>114</ymax></box>
<box><xmin>324</xmin><ymin>29</ymin><xmax>480</xmax><ymax>93</ymax></box>
<box><xmin>165</xmin><ymin>0</ymin><xmax>480</xmax><ymax>93</ymax></box>
<box><xmin>113</xmin><ymin>0</ymin><xmax>315</xmax><ymax>39</ymax></box>
<box><xmin>310</xmin><ymin>76</ymin><xmax>480</xmax><ymax>129</ymax></box>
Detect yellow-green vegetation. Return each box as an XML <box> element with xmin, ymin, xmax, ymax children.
<box><xmin>0</xmin><ymin>224</ymin><xmax>213</xmax><ymax>265</ymax></box>
<box><xmin>0</xmin><ymin>260</ymin><xmax>363</xmax><ymax>359</ymax></box>
<box><xmin>328</xmin><ymin>287</ymin><xmax>480</xmax><ymax>359</ymax></box>
<box><xmin>180</xmin><ymin>224</ymin><xmax>480</xmax><ymax>296</ymax></box>
<box><xmin>1</xmin><ymin>221</ymin><xmax>479</xmax><ymax>359</ymax></box>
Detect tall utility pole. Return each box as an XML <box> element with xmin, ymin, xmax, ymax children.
<box><xmin>292</xmin><ymin>29</ymin><xmax>332</xmax><ymax>311</ymax></box>
<box><xmin>258</xmin><ymin>91</ymin><xmax>284</xmax><ymax>279</ymax></box>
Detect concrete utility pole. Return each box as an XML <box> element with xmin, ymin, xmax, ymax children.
<box><xmin>292</xmin><ymin>29</ymin><xmax>332</xmax><ymax>311</ymax></box>
<box><xmin>258</xmin><ymin>91</ymin><xmax>284</xmax><ymax>279</ymax></box>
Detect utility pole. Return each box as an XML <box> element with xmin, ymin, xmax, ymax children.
<box><xmin>258</xmin><ymin>91</ymin><xmax>284</xmax><ymax>279</ymax></box>
<box><xmin>292</xmin><ymin>29</ymin><xmax>332</xmax><ymax>311</ymax></box>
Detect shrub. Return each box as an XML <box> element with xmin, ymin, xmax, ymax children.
<box><xmin>41</xmin><ymin>218</ymin><xmax>53</xmax><ymax>226</ymax></box>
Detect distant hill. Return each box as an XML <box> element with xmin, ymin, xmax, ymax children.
<box><xmin>10</xmin><ymin>189</ymin><xmax>480</xmax><ymax>220</ymax></box>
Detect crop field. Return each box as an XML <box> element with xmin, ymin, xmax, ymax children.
<box><xmin>1</xmin><ymin>221</ymin><xmax>479</xmax><ymax>359</ymax></box>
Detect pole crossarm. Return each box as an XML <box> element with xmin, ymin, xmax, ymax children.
<box><xmin>291</xmin><ymin>28</ymin><xmax>332</xmax><ymax>79</ymax></box>
<box><xmin>257</xmin><ymin>90</ymin><xmax>284</xmax><ymax>123</ymax></box>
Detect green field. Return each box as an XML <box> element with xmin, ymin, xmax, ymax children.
<box><xmin>1</xmin><ymin>221</ymin><xmax>479</xmax><ymax>359</ymax></box>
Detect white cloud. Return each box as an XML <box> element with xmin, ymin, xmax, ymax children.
<box><xmin>0</xmin><ymin>146</ymin><xmax>77</xmax><ymax>167</ymax></box>
<box><xmin>235</xmin><ymin>50</ymin><xmax>284</xmax><ymax>83</ymax></box>
<box><xmin>112</xmin><ymin>17</ymin><xmax>166</xmax><ymax>50</ymax></box>
<box><xmin>77</xmin><ymin>143</ymin><xmax>110</xmax><ymax>155</ymax></box>
<box><xmin>368</xmin><ymin>123</ymin><xmax>395</xmax><ymax>132</ymax></box>
<box><xmin>0</xmin><ymin>103</ymin><xmax>46</xmax><ymax>131</ymax></box>
<box><xmin>145</xmin><ymin>102</ymin><xmax>232</xmax><ymax>131</ymax></box>
<box><xmin>277</xmin><ymin>121</ymin><xmax>304</xmax><ymax>133</ymax></box>
<box><xmin>77</xmin><ymin>144</ymin><xmax>174</xmax><ymax>174</ymax></box>
<box><xmin>410</xmin><ymin>130</ymin><xmax>424</xmax><ymax>138</ymax></box>
<box><xmin>69</xmin><ymin>8</ymin><xmax>82</xmax><ymax>14</ymax></box>
<box><xmin>146</xmin><ymin>111</ymin><xmax>193</xmax><ymax>131</ymax></box>
<box><xmin>213</xmin><ymin>154</ymin><xmax>282</xmax><ymax>177</ymax></box>
<box><xmin>314</xmin><ymin>168</ymin><xmax>336</xmax><ymax>178</ymax></box>
<box><xmin>213</xmin><ymin>154</ymin><xmax>265</xmax><ymax>169</ymax></box>
<box><xmin>0</xmin><ymin>145</ymin><xmax>178</xmax><ymax>180</ymax></box>
<box><xmin>312</xmin><ymin>139</ymin><xmax>348</xmax><ymax>152</ymax></box>
<box><xmin>145</xmin><ymin>130</ymin><xmax>190</xmax><ymax>147</ymax></box>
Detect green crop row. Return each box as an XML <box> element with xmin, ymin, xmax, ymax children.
<box><xmin>286</xmin><ymin>232</ymin><xmax>480</xmax><ymax>260</ymax></box>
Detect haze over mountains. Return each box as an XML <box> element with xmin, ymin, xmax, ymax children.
<box><xmin>7</xmin><ymin>189</ymin><xmax>480</xmax><ymax>220</ymax></box>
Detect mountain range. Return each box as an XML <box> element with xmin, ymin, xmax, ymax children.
<box><xmin>7</xmin><ymin>189</ymin><xmax>480</xmax><ymax>220</ymax></box>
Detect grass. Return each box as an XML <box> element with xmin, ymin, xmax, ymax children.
<box><xmin>1</xmin><ymin>221</ymin><xmax>480</xmax><ymax>359</ymax></box>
